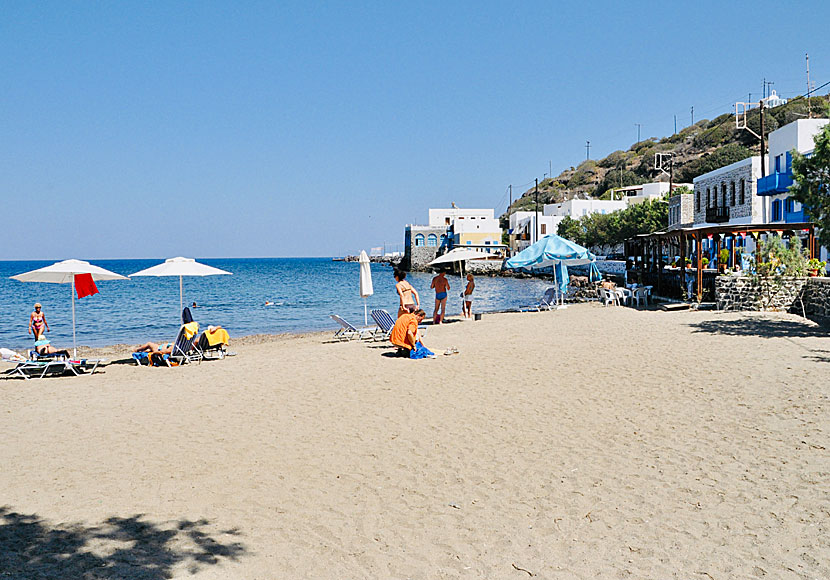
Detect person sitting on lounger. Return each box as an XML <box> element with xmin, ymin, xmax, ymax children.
<box><xmin>134</xmin><ymin>341</ymin><xmax>174</xmax><ymax>356</ymax></box>
<box><xmin>34</xmin><ymin>338</ymin><xmax>70</xmax><ymax>358</ymax></box>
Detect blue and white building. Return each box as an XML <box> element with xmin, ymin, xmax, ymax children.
<box><xmin>757</xmin><ymin>118</ymin><xmax>828</xmax><ymax>225</ymax></box>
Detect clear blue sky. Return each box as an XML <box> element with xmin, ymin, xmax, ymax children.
<box><xmin>2</xmin><ymin>1</ymin><xmax>828</xmax><ymax>259</ymax></box>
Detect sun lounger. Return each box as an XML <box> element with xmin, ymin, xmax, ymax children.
<box><xmin>194</xmin><ymin>327</ymin><xmax>230</xmax><ymax>360</ymax></box>
<box><xmin>329</xmin><ymin>314</ymin><xmax>380</xmax><ymax>341</ymax></box>
<box><xmin>132</xmin><ymin>324</ymin><xmax>201</xmax><ymax>367</ymax></box>
<box><xmin>4</xmin><ymin>358</ymin><xmax>105</xmax><ymax>380</ymax></box>
<box><xmin>370</xmin><ymin>309</ymin><xmax>427</xmax><ymax>342</ymax></box>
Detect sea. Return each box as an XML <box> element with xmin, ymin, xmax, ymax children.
<box><xmin>0</xmin><ymin>258</ymin><xmax>554</xmax><ymax>350</ymax></box>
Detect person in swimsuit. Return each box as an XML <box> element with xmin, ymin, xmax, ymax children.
<box><xmin>33</xmin><ymin>338</ymin><xmax>70</xmax><ymax>358</ymax></box>
<box><xmin>135</xmin><ymin>341</ymin><xmax>174</xmax><ymax>355</ymax></box>
<box><xmin>430</xmin><ymin>271</ymin><xmax>450</xmax><ymax>324</ymax></box>
<box><xmin>28</xmin><ymin>303</ymin><xmax>49</xmax><ymax>340</ymax></box>
<box><xmin>394</xmin><ymin>269</ymin><xmax>420</xmax><ymax>318</ymax></box>
<box><xmin>462</xmin><ymin>274</ymin><xmax>475</xmax><ymax>319</ymax></box>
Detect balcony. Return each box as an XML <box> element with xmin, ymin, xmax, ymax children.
<box><xmin>756</xmin><ymin>171</ymin><xmax>794</xmax><ymax>196</ymax></box>
<box><xmin>705</xmin><ymin>206</ymin><xmax>730</xmax><ymax>223</ymax></box>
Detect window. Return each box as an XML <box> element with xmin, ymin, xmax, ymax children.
<box><xmin>775</xmin><ymin>154</ymin><xmax>782</xmax><ymax>173</ymax></box>
<box><xmin>706</xmin><ymin>188</ymin><xmax>711</xmax><ymax>208</ymax></box>
<box><xmin>541</xmin><ymin>224</ymin><xmax>547</xmax><ymax>235</ymax></box>
<box><xmin>414</xmin><ymin>234</ymin><xmax>425</xmax><ymax>247</ymax></box>
<box><xmin>466</xmin><ymin>240</ymin><xmax>471</xmax><ymax>245</ymax></box>
<box><xmin>785</xmin><ymin>198</ymin><xmax>794</xmax><ymax>213</ymax></box>
<box><xmin>427</xmin><ymin>234</ymin><xmax>438</xmax><ymax>247</ymax></box>
<box><xmin>721</xmin><ymin>183</ymin><xmax>727</xmax><ymax>207</ymax></box>
<box><xmin>695</xmin><ymin>189</ymin><xmax>700</xmax><ymax>211</ymax></box>
<box><xmin>771</xmin><ymin>200</ymin><xmax>782</xmax><ymax>221</ymax></box>
<box><xmin>445</xmin><ymin>218</ymin><xmax>450</xmax><ymax>226</ymax></box>
<box><xmin>601</xmin><ymin>209</ymin><xmax>606</xmax><ymax>214</ymax></box>
<box><xmin>740</xmin><ymin>179</ymin><xmax>745</xmax><ymax>205</ymax></box>
<box><xmin>730</xmin><ymin>182</ymin><xmax>736</xmax><ymax>206</ymax></box>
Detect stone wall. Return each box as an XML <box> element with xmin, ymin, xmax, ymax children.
<box><xmin>668</xmin><ymin>193</ymin><xmax>694</xmax><ymax>230</ymax></box>
<box><xmin>403</xmin><ymin>225</ymin><xmax>446</xmax><ymax>271</ymax></box>
<box><xmin>801</xmin><ymin>277</ymin><xmax>830</xmax><ymax>325</ymax></box>
<box><xmin>693</xmin><ymin>158</ymin><xmax>760</xmax><ymax>225</ymax></box>
<box><xmin>716</xmin><ymin>275</ymin><xmax>807</xmax><ymax>312</ymax></box>
<box><xmin>716</xmin><ymin>275</ymin><xmax>830</xmax><ymax>327</ymax></box>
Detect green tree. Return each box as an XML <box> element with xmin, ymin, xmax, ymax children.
<box><xmin>557</xmin><ymin>216</ymin><xmax>584</xmax><ymax>245</ymax></box>
<box><xmin>790</xmin><ymin>123</ymin><xmax>830</xmax><ymax>249</ymax></box>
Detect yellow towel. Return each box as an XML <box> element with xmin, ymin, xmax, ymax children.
<box><xmin>205</xmin><ymin>327</ymin><xmax>230</xmax><ymax>346</ymax></box>
<box><xmin>183</xmin><ymin>322</ymin><xmax>199</xmax><ymax>340</ymax></box>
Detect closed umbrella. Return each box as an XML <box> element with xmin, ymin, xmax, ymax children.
<box><xmin>130</xmin><ymin>257</ymin><xmax>232</xmax><ymax>313</ymax></box>
<box><xmin>358</xmin><ymin>250</ymin><xmax>374</xmax><ymax>325</ymax></box>
<box><xmin>11</xmin><ymin>259</ymin><xmax>129</xmax><ymax>357</ymax></box>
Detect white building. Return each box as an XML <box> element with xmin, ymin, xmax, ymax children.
<box><xmin>609</xmin><ymin>181</ymin><xmax>692</xmax><ymax>203</ymax></box>
<box><xmin>693</xmin><ymin>156</ymin><xmax>765</xmax><ymax>226</ymax></box>
<box><xmin>508</xmin><ymin>211</ymin><xmax>562</xmax><ymax>252</ymax></box>
<box><xmin>544</xmin><ymin>199</ymin><xmax>627</xmax><ymax>219</ymax></box>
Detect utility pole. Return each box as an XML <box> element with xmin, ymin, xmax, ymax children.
<box><xmin>762</xmin><ymin>77</ymin><xmax>766</xmax><ymax>99</ymax></box>
<box><xmin>534</xmin><ymin>178</ymin><xmax>539</xmax><ymax>245</ymax></box>
<box><xmin>508</xmin><ymin>184</ymin><xmax>512</xmax><ymax>213</ymax></box>
<box><xmin>549</xmin><ymin>160</ymin><xmax>552</xmax><ymax>180</ymax></box>
<box><xmin>807</xmin><ymin>53</ymin><xmax>813</xmax><ymax>118</ymax></box>
<box><xmin>674</xmin><ymin>115</ymin><xmax>677</xmax><ymax>135</ymax></box>
<box><xmin>585</xmin><ymin>140</ymin><xmax>591</xmax><ymax>160</ymax></box>
<box><xmin>690</xmin><ymin>106</ymin><xmax>694</xmax><ymax>126</ymax></box>
<box><xmin>760</xmin><ymin>98</ymin><xmax>766</xmax><ymax>176</ymax></box>
<box><xmin>635</xmin><ymin>123</ymin><xmax>642</xmax><ymax>145</ymax></box>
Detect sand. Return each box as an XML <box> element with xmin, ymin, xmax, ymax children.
<box><xmin>1</xmin><ymin>305</ymin><xmax>828</xmax><ymax>579</ymax></box>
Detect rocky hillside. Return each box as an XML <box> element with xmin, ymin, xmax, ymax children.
<box><xmin>506</xmin><ymin>94</ymin><xmax>830</xmax><ymax>215</ymax></box>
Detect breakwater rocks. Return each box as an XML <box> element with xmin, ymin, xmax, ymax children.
<box><xmin>716</xmin><ymin>275</ymin><xmax>830</xmax><ymax>327</ymax></box>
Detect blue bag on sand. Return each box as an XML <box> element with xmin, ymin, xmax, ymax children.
<box><xmin>410</xmin><ymin>341</ymin><xmax>435</xmax><ymax>360</ymax></box>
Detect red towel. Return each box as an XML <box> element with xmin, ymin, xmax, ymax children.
<box><xmin>74</xmin><ymin>273</ymin><xmax>99</xmax><ymax>299</ymax></box>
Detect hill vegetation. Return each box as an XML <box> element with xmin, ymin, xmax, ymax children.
<box><xmin>506</xmin><ymin>95</ymin><xmax>830</xmax><ymax>214</ymax></box>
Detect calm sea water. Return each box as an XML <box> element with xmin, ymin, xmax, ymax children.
<box><xmin>0</xmin><ymin>258</ymin><xmax>552</xmax><ymax>350</ymax></box>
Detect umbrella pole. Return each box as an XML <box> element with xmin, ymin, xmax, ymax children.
<box><xmin>180</xmin><ymin>275</ymin><xmax>183</xmax><ymax>315</ymax></box>
<box><xmin>71</xmin><ymin>277</ymin><xmax>77</xmax><ymax>359</ymax></box>
<box><xmin>364</xmin><ymin>298</ymin><xmax>368</xmax><ymax>326</ymax></box>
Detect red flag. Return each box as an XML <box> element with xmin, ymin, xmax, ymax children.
<box><xmin>74</xmin><ymin>273</ymin><xmax>99</xmax><ymax>299</ymax></box>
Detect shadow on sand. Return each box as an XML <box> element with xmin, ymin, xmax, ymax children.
<box><xmin>688</xmin><ymin>316</ymin><xmax>830</xmax><ymax>340</ymax></box>
<box><xmin>0</xmin><ymin>507</ymin><xmax>246</xmax><ymax>579</ymax></box>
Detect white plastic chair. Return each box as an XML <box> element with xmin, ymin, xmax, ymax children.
<box><xmin>632</xmin><ymin>287</ymin><xmax>648</xmax><ymax>307</ymax></box>
<box><xmin>599</xmin><ymin>288</ymin><xmax>618</xmax><ymax>306</ymax></box>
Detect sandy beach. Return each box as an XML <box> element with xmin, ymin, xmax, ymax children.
<box><xmin>1</xmin><ymin>304</ymin><xmax>828</xmax><ymax>579</ymax></box>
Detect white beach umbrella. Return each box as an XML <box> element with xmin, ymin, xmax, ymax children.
<box><xmin>11</xmin><ymin>259</ymin><xmax>129</xmax><ymax>357</ymax></box>
<box><xmin>428</xmin><ymin>249</ymin><xmax>492</xmax><ymax>308</ymax></box>
<box><xmin>129</xmin><ymin>257</ymin><xmax>232</xmax><ymax>313</ymax></box>
<box><xmin>358</xmin><ymin>250</ymin><xmax>374</xmax><ymax>325</ymax></box>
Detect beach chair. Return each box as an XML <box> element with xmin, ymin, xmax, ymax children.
<box><xmin>599</xmin><ymin>288</ymin><xmax>618</xmax><ymax>306</ymax></box>
<box><xmin>536</xmin><ymin>287</ymin><xmax>559</xmax><ymax>311</ymax></box>
<box><xmin>4</xmin><ymin>360</ymin><xmax>70</xmax><ymax>380</ymax></box>
<box><xmin>194</xmin><ymin>327</ymin><xmax>231</xmax><ymax>360</ymax></box>
<box><xmin>169</xmin><ymin>324</ymin><xmax>202</xmax><ymax>365</ymax></box>
<box><xmin>370</xmin><ymin>309</ymin><xmax>428</xmax><ymax>342</ymax></box>
<box><xmin>329</xmin><ymin>314</ymin><xmax>379</xmax><ymax>341</ymax></box>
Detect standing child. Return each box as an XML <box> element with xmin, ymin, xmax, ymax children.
<box><xmin>462</xmin><ymin>274</ymin><xmax>475</xmax><ymax>319</ymax></box>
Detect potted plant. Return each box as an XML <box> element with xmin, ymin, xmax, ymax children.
<box><xmin>701</xmin><ymin>257</ymin><xmax>709</xmax><ymax>268</ymax></box>
<box><xmin>718</xmin><ymin>248</ymin><xmax>730</xmax><ymax>273</ymax></box>
<box><xmin>807</xmin><ymin>258</ymin><xmax>827</xmax><ymax>277</ymax></box>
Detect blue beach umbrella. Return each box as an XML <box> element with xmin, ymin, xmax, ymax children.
<box><xmin>505</xmin><ymin>234</ymin><xmax>597</xmax><ymax>305</ymax></box>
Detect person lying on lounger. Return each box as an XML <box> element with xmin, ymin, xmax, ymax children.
<box><xmin>34</xmin><ymin>338</ymin><xmax>70</xmax><ymax>358</ymax></box>
<box><xmin>134</xmin><ymin>341</ymin><xmax>174</xmax><ymax>356</ymax></box>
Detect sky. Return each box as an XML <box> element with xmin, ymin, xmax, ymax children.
<box><xmin>2</xmin><ymin>0</ymin><xmax>829</xmax><ymax>259</ymax></box>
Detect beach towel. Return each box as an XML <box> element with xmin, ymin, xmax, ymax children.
<box><xmin>183</xmin><ymin>321</ymin><xmax>199</xmax><ymax>340</ymax></box>
<box><xmin>74</xmin><ymin>273</ymin><xmax>99</xmax><ymax>299</ymax></box>
<box><xmin>204</xmin><ymin>326</ymin><xmax>230</xmax><ymax>346</ymax></box>
<box><xmin>0</xmin><ymin>348</ymin><xmax>25</xmax><ymax>362</ymax></box>
<box><xmin>409</xmin><ymin>341</ymin><xmax>435</xmax><ymax>360</ymax></box>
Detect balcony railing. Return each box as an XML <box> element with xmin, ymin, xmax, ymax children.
<box><xmin>756</xmin><ymin>171</ymin><xmax>794</xmax><ymax>196</ymax></box>
<box><xmin>705</xmin><ymin>206</ymin><xmax>730</xmax><ymax>223</ymax></box>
